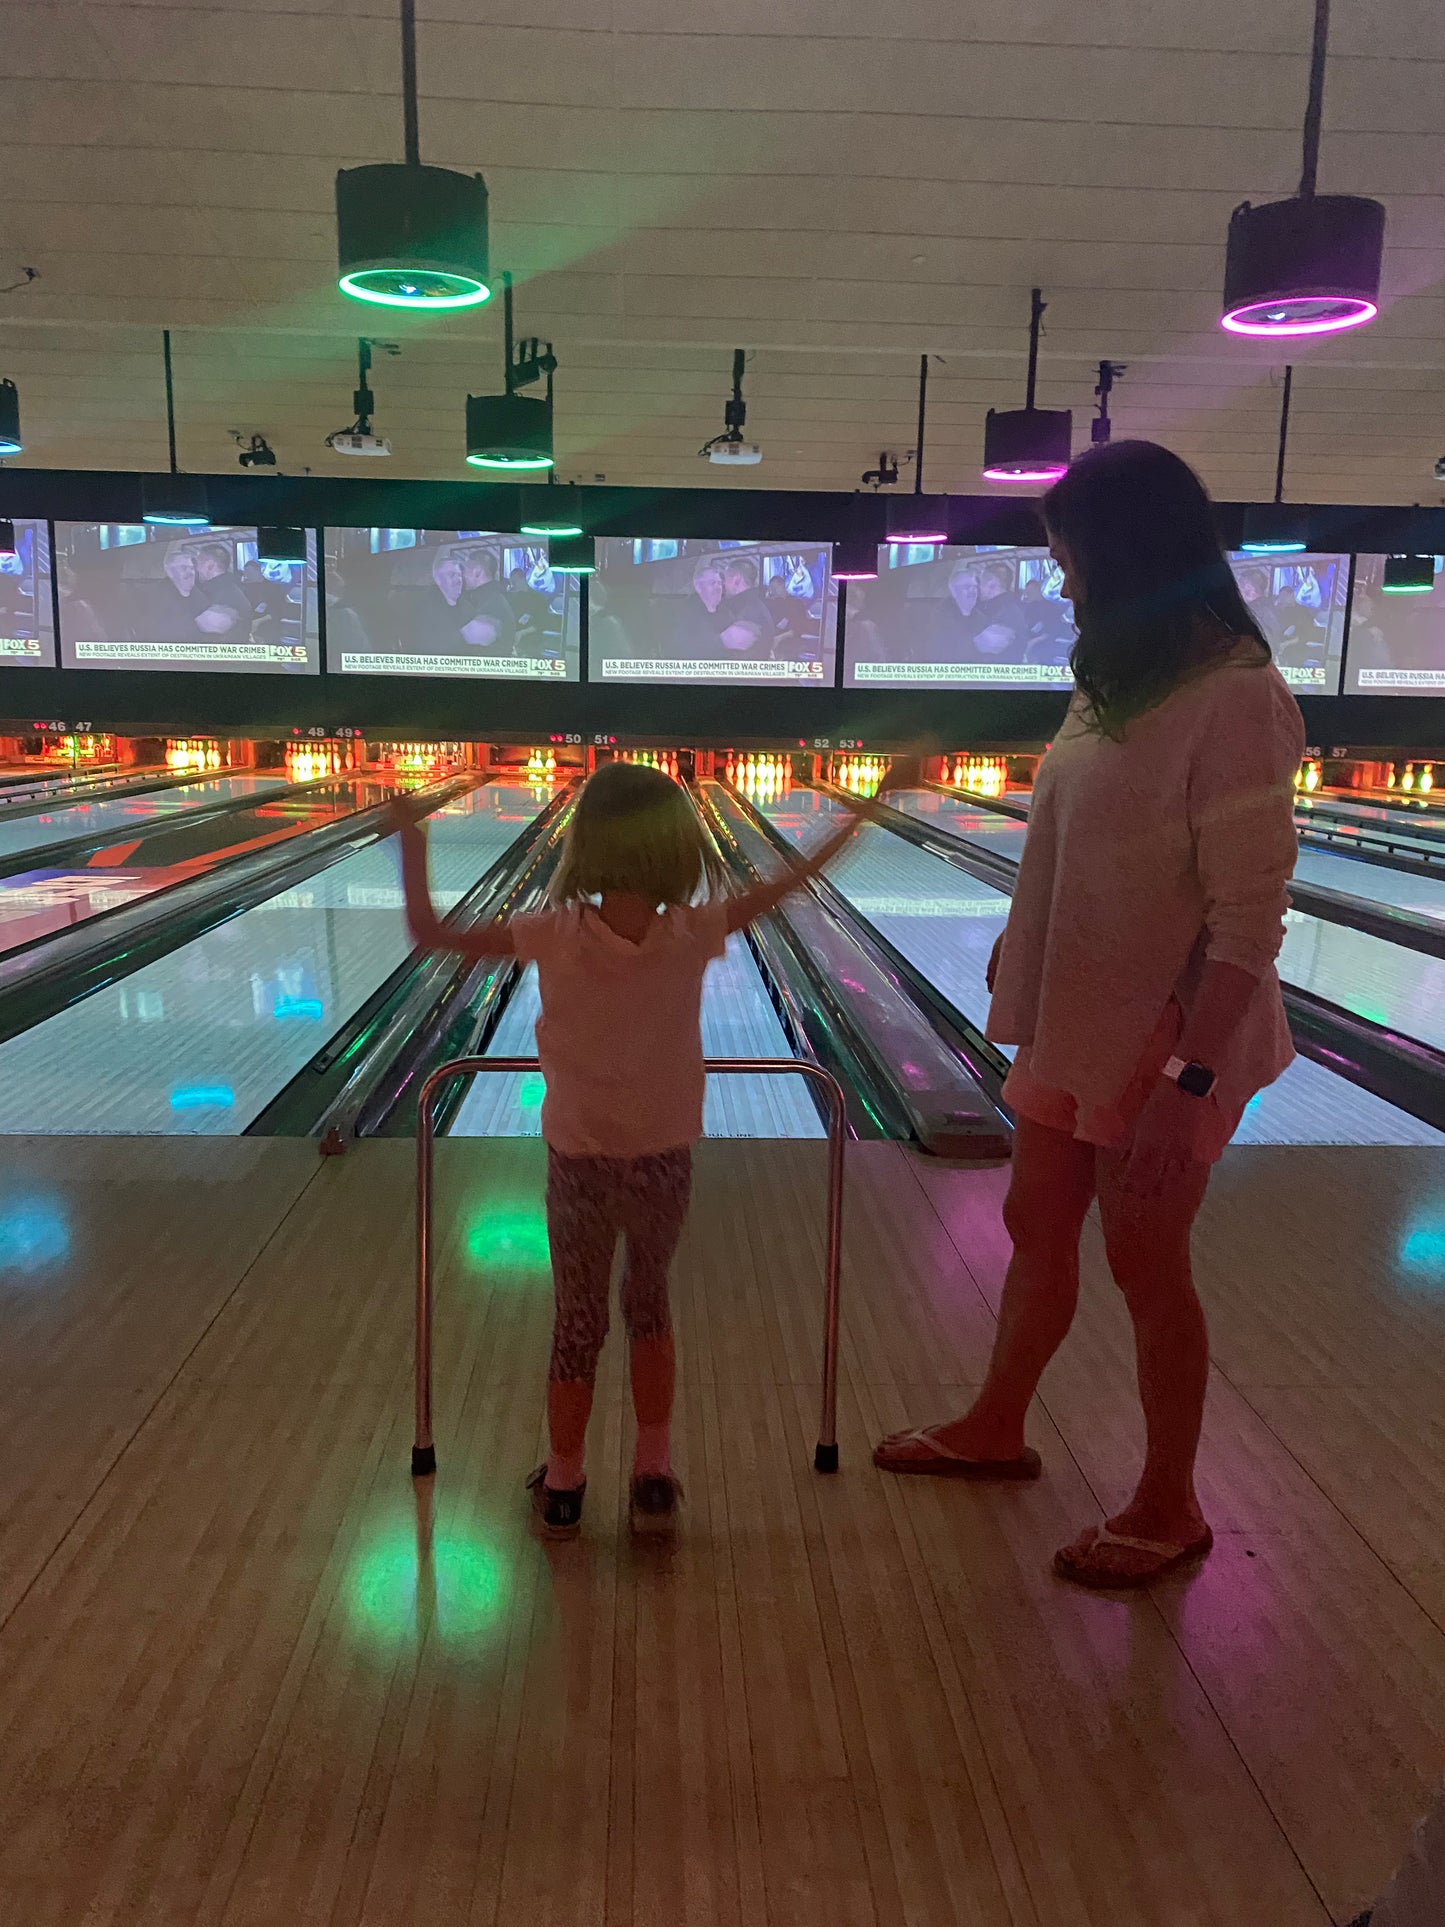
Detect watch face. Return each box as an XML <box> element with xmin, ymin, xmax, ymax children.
<box><xmin>1178</xmin><ymin>1061</ymin><xmax>1217</xmax><ymax>1098</ymax></box>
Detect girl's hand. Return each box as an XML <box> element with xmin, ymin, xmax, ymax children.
<box><xmin>1122</xmin><ymin>1082</ymin><xmax>1200</xmax><ymax>1197</ymax></box>
<box><xmin>880</xmin><ymin>751</ymin><xmax>926</xmax><ymax>794</ymax></box>
<box><xmin>985</xmin><ymin>932</ymin><xmax>1003</xmax><ymax>992</ymax></box>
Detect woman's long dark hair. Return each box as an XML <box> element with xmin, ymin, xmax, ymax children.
<box><xmin>1042</xmin><ymin>439</ymin><xmax>1268</xmax><ymax>736</ymax></box>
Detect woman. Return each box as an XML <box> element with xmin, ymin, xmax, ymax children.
<box><xmin>875</xmin><ymin>440</ymin><xmax>1304</xmax><ymax>1590</ymax></box>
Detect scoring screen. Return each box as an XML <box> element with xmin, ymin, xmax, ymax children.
<box><xmin>325</xmin><ymin>528</ymin><xmax>580</xmax><ymax>680</ymax></box>
<box><xmin>1344</xmin><ymin>556</ymin><xmax>1445</xmax><ymax>695</ymax></box>
<box><xmin>589</xmin><ymin>539</ymin><xmax>836</xmax><ymax>686</ymax></box>
<box><xmin>55</xmin><ymin>524</ymin><xmax>319</xmax><ymax>674</ymax></box>
<box><xmin>843</xmin><ymin>544</ymin><xmax>1074</xmax><ymax>689</ymax></box>
<box><xmin>0</xmin><ymin>519</ymin><xmax>56</xmax><ymax>668</ymax></box>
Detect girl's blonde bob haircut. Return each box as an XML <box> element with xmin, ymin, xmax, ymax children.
<box><xmin>549</xmin><ymin>760</ymin><xmax>729</xmax><ymax>908</ymax></box>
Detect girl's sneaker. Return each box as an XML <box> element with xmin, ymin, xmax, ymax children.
<box><xmin>629</xmin><ymin>1472</ymin><xmax>683</xmax><ymax>1536</ymax></box>
<box><xmin>526</xmin><ymin>1464</ymin><xmax>585</xmax><ymax>1539</ymax></box>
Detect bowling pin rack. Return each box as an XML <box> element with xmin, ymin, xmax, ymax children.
<box><xmin>410</xmin><ymin>1055</ymin><xmax>850</xmax><ymax>1478</ymax></box>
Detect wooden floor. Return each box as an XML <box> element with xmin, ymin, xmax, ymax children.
<box><xmin>0</xmin><ymin>1135</ymin><xmax>1443</xmax><ymax>1925</ymax></box>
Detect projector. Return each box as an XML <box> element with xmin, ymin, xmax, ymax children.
<box><xmin>707</xmin><ymin>441</ymin><xmax>762</xmax><ymax>467</ymax></box>
<box><xmin>328</xmin><ymin>430</ymin><xmax>391</xmax><ymax>457</ymax></box>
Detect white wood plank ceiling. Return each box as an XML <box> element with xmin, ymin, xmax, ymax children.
<box><xmin>0</xmin><ymin>0</ymin><xmax>1441</xmax><ymax>504</ymax></box>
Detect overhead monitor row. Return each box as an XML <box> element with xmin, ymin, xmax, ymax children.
<box><xmin>2</xmin><ymin>520</ymin><xmax>1443</xmax><ymax>695</ymax></box>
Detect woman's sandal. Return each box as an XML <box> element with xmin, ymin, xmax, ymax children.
<box><xmin>1053</xmin><ymin>1522</ymin><xmax>1215</xmax><ymax>1591</ymax></box>
<box><xmin>629</xmin><ymin>1472</ymin><xmax>683</xmax><ymax>1537</ymax></box>
<box><xmin>873</xmin><ymin>1426</ymin><xmax>1043</xmax><ymax>1480</ymax></box>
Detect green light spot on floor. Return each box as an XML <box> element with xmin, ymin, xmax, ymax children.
<box><xmin>348</xmin><ymin>1517</ymin><xmax>511</xmax><ymax>1648</ymax></box>
<box><xmin>465</xmin><ymin>1200</ymin><xmax>551</xmax><ymax>1274</ymax></box>
<box><xmin>519</xmin><ymin>1073</ymin><xmax>545</xmax><ymax>1108</ymax></box>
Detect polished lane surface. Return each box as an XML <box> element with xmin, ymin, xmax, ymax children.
<box><xmin>894</xmin><ymin>788</ymin><xmax>1445</xmax><ymax>923</ymax></box>
<box><xmin>759</xmin><ymin>787</ymin><xmax>1445</xmax><ymax>1148</ymax></box>
<box><xmin>0</xmin><ymin>772</ymin><xmax>291</xmax><ymax>864</ymax></box>
<box><xmin>0</xmin><ymin>782</ymin><xmax>549</xmax><ymax>1134</ymax></box>
<box><xmin>893</xmin><ymin>788</ymin><xmax>1445</xmax><ymax>1030</ymax></box>
<box><xmin>449</xmin><ymin>932</ymin><xmax>825</xmax><ymax>1139</ymax></box>
<box><xmin>0</xmin><ymin>777</ymin><xmax>394</xmax><ymax>959</ymax></box>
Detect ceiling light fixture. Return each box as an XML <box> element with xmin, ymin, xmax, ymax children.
<box><xmin>143</xmin><ymin>330</ymin><xmax>210</xmax><ymax>526</ymax></box>
<box><xmin>982</xmin><ymin>289</ymin><xmax>1072</xmax><ymax>484</ymax></box>
<box><xmin>327</xmin><ymin>338</ymin><xmax>396</xmax><ymax>457</ymax></box>
<box><xmin>0</xmin><ymin>379</ymin><xmax>21</xmax><ymax>457</ymax></box>
<box><xmin>1221</xmin><ymin>0</ymin><xmax>1384</xmax><ymax>339</ymax></box>
<box><xmin>1382</xmin><ymin>554</ymin><xmax>1437</xmax><ymax>594</ymax></box>
<box><xmin>466</xmin><ymin>273</ymin><xmax>556</xmax><ymax>470</ymax></box>
<box><xmin>833</xmin><ymin>498</ymin><xmax>880</xmax><ymax>580</ymax></box>
<box><xmin>885</xmin><ymin>494</ymin><xmax>948</xmax><ymax>545</ymax></box>
<box><xmin>700</xmin><ymin>349</ymin><xmax>762</xmax><ymax>465</ymax></box>
<box><xmin>335</xmin><ymin>0</ymin><xmax>490</xmax><ymax>310</ymax></box>
<box><xmin>519</xmin><ymin>481</ymin><xmax>584</xmax><ymax>537</ymax></box>
<box><xmin>257</xmin><ymin>526</ymin><xmax>308</xmax><ymax>564</ymax></box>
<box><xmin>1240</xmin><ymin>367</ymin><xmax>1308</xmax><ymax>553</ymax></box>
<box><xmin>884</xmin><ymin>358</ymin><xmax>949</xmax><ymax>540</ymax></box>
<box><xmin>549</xmin><ymin>532</ymin><xmax>595</xmax><ymax>575</ymax></box>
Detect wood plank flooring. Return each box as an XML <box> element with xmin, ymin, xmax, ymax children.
<box><xmin>0</xmin><ymin>1134</ymin><xmax>1442</xmax><ymax>1924</ymax></box>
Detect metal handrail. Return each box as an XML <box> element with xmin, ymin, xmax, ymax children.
<box><xmin>412</xmin><ymin>1054</ymin><xmax>849</xmax><ymax>1480</ymax></box>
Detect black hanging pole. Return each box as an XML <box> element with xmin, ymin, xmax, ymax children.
<box><xmin>913</xmin><ymin>354</ymin><xmax>928</xmax><ymax>494</ymax></box>
<box><xmin>400</xmin><ymin>0</ymin><xmax>421</xmax><ymax>167</ymax></box>
<box><xmin>162</xmin><ymin>328</ymin><xmax>178</xmax><ymax>474</ymax></box>
<box><xmin>1298</xmin><ymin>0</ymin><xmax>1330</xmax><ymax>198</ymax></box>
<box><xmin>1274</xmin><ymin>365</ymin><xmax>1294</xmax><ymax>504</ymax></box>
<box><xmin>1025</xmin><ymin>288</ymin><xmax>1045</xmax><ymax>412</ymax></box>
<box><xmin>503</xmin><ymin>271</ymin><xmax>515</xmax><ymax>394</ymax></box>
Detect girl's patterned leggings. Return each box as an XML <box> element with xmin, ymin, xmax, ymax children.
<box><xmin>545</xmin><ymin>1145</ymin><xmax>693</xmax><ymax>1385</ymax></box>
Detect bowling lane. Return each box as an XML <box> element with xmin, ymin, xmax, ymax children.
<box><xmin>0</xmin><ymin>782</ymin><xmax>550</xmax><ymax>1134</ymax></box>
<box><xmin>0</xmin><ymin>776</ymin><xmax>399</xmax><ymax>959</ymax></box>
<box><xmin>888</xmin><ymin>790</ymin><xmax>1029</xmax><ymax>865</ymax></box>
<box><xmin>909</xmin><ymin>787</ymin><xmax>1445</xmax><ymax>986</ymax></box>
<box><xmin>1295</xmin><ymin>799</ymin><xmax>1445</xmax><ymax>863</ymax></box>
<box><xmin>0</xmin><ymin>771</ymin><xmax>291</xmax><ymax>865</ymax></box>
<box><xmin>449</xmin><ymin>934</ymin><xmax>824</xmax><ymax>1139</ymax></box>
<box><xmin>891</xmin><ymin>787</ymin><xmax>1445</xmax><ymax>923</ymax></box>
<box><xmin>759</xmin><ymin>787</ymin><xmax>1445</xmax><ymax>1148</ymax></box>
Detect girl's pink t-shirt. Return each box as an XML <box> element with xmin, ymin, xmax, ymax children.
<box><xmin>511</xmin><ymin>901</ymin><xmax>729</xmax><ymax>1157</ymax></box>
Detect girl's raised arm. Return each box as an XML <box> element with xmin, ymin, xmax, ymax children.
<box><xmin>386</xmin><ymin>797</ymin><xmax>517</xmax><ymax>959</ymax></box>
<box><xmin>725</xmin><ymin>799</ymin><xmax>875</xmax><ymax>934</ymax></box>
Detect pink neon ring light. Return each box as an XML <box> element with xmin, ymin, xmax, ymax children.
<box><xmin>1220</xmin><ymin>296</ymin><xmax>1377</xmax><ymax>339</ymax></box>
<box><xmin>982</xmin><ymin>463</ymin><xmax>1069</xmax><ymax>484</ymax></box>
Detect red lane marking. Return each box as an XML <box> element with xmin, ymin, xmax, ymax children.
<box><xmin>89</xmin><ymin>839</ymin><xmax>144</xmax><ymax>868</ymax></box>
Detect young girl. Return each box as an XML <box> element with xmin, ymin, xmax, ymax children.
<box><xmin>390</xmin><ymin>761</ymin><xmax>866</xmax><ymax>1537</ymax></box>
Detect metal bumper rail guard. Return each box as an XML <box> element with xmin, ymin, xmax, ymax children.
<box><xmin>413</xmin><ymin>1055</ymin><xmax>850</xmax><ymax>1479</ymax></box>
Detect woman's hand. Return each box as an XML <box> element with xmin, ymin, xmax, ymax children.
<box><xmin>1122</xmin><ymin>1081</ymin><xmax>1200</xmax><ymax>1197</ymax></box>
<box><xmin>985</xmin><ymin>932</ymin><xmax>1003</xmax><ymax>992</ymax></box>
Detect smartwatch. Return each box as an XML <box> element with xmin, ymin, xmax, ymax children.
<box><xmin>1162</xmin><ymin>1055</ymin><xmax>1217</xmax><ymax>1099</ymax></box>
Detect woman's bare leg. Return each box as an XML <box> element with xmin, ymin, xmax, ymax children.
<box><xmin>928</xmin><ymin>1116</ymin><xmax>1096</xmax><ymax>1458</ymax></box>
<box><xmin>1088</xmin><ymin>1150</ymin><xmax>1213</xmax><ymax>1545</ymax></box>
